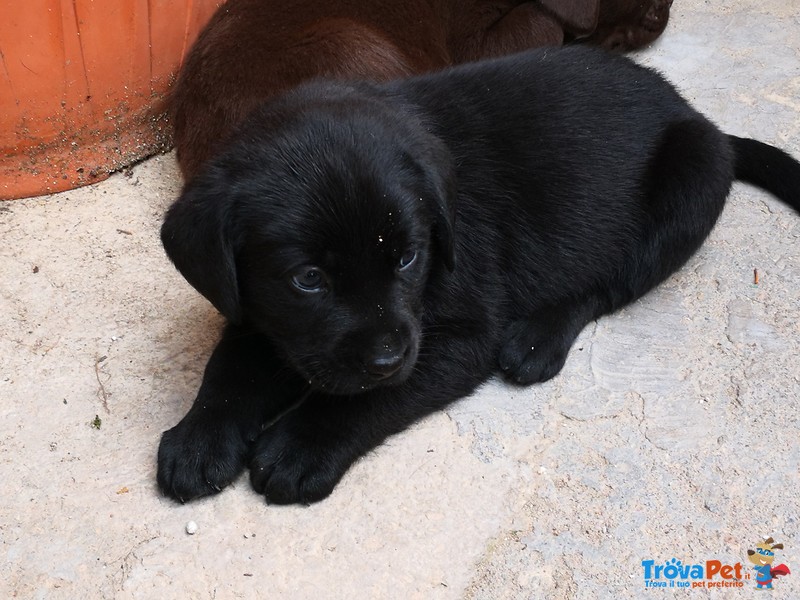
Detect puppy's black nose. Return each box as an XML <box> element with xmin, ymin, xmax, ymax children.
<box><xmin>365</xmin><ymin>352</ymin><xmax>405</xmax><ymax>380</ymax></box>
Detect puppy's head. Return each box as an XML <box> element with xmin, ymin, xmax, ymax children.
<box><xmin>162</xmin><ymin>82</ymin><xmax>456</xmax><ymax>393</ymax></box>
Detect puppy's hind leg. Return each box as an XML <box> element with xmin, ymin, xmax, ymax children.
<box><xmin>500</xmin><ymin>119</ymin><xmax>734</xmax><ymax>386</ymax></box>
<box><xmin>615</xmin><ymin>119</ymin><xmax>734</xmax><ymax>303</ymax></box>
<box><xmin>499</xmin><ymin>296</ymin><xmax>604</xmax><ymax>385</ymax></box>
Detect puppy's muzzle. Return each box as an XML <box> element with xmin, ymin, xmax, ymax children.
<box><xmin>363</xmin><ymin>333</ymin><xmax>410</xmax><ymax>381</ymax></box>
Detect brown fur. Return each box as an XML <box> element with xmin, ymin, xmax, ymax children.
<box><xmin>171</xmin><ymin>0</ymin><xmax>673</xmax><ymax>179</ymax></box>
<box><xmin>584</xmin><ymin>0</ymin><xmax>674</xmax><ymax>50</ymax></box>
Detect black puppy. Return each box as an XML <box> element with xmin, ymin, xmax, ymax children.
<box><xmin>158</xmin><ymin>46</ymin><xmax>800</xmax><ymax>504</ymax></box>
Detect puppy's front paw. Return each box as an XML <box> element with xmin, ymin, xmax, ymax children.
<box><xmin>249</xmin><ymin>414</ymin><xmax>350</xmax><ymax>505</ymax></box>
<box><xmin>157</xmin><ymin>410</ymin><xmax>250</xmax><ymax>502</ymax></box>
<box><xmin>498</xmin><ymin>319</ymin><xmax>571</xmax><ymax>385</ymax></box>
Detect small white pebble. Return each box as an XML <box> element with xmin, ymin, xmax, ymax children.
<box><xmin>185</xmin><ymin>521</ymin><xmax>198</xmax><ymax>535</ymax></box>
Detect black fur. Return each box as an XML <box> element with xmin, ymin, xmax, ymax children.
<box><xmin>158</xmin><ymin>46</ymin><xmax>800</xmax><ymax>504</ymax></box>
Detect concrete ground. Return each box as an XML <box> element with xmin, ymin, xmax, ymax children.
<box><xmin>1</xmin><ymin>1</ymin><xmax>798</xmax><ymax>598</ymax></box>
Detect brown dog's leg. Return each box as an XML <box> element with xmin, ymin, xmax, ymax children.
<box><xmin>452</xmin><ymin>3</ymin><xmax>564</xmax><ymax>62</ymax></box>
<box><xmin>539</xmin><ymin>0</ymin><xmax>600</xmax><ymax>35</ymax></box>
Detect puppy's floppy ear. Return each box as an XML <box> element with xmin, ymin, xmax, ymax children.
<box><xmin>161</xmin><ymin>174</ymin><xmax>243</xmax><ymax>323</ymax></box>
<box><xmin>410</xmin><ymin>134</ymin><xmax>457</xmax><ymax>272</ymax></box>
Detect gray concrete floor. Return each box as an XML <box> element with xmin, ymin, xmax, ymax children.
<box><xmin>1</xmin><ymin>1</ymin><xmax>798</xmax><ymax>598</ymax></box>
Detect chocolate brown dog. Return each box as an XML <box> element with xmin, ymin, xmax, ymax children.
<box><xmin>171</xmin><ymin>0</ymin><xmax>673</xmax><ymax>179</ymax></box>
<box><xmin>159</xmin><ymin>47</ymin><xmax>799</xmax><ymax>505</ymax></box>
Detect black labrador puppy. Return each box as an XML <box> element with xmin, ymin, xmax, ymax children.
<box><xmin>158</xmin><ymin>46</ymin><xmax>800</xmax><ymax>504</ymax></box>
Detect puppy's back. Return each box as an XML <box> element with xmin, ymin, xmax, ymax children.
<box><xmin>389</xmin><ymin>47</ymin><xmax>731</xmax><ymax>300</ymax></box>
<box><xmin>398</xmin><ymin>47</ymin><xmax>694</xmax><ymax>156</ymax></box>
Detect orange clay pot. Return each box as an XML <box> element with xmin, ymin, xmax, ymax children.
<box><xmin>0</xmin><ymin>0</ymin><xmax>224</xmax><ymax>199</ymax></box>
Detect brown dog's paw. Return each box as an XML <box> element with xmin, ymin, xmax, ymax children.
<box><xmin>593</xmin><ymin>0</ymin><xmax>674</xmax><ymax>51</ymax></box>
<box><xmin>641</xmin><ymin>0</ymin><xmax>674</xmax><ymax>33</ymax></box>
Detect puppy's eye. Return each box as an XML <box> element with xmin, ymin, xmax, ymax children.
<box><xmin>398</xmin><ymin>250</ymin><xmax>417</xmax><ymax>271</ymax></box>
<box><xmin>291</xmin><ymin>267</ymin><xmax>326</xmax><ymax>292</ymax></box>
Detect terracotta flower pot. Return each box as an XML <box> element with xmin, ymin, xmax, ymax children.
<box><xmin>0</xmin><ymin>0</ymin><xmax>224</xmax><ymax>200</ymax></box>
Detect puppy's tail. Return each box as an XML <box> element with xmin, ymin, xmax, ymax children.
<box><xmin>729</xmin><ymin>135</ymin><xmax>800</xmax><ymax>213</ymax></box>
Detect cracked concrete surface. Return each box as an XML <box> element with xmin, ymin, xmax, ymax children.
<box><xmin>1</xmin><ymin>1</ymin><xmax>798</xmax><ymax>598</ymax></box>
